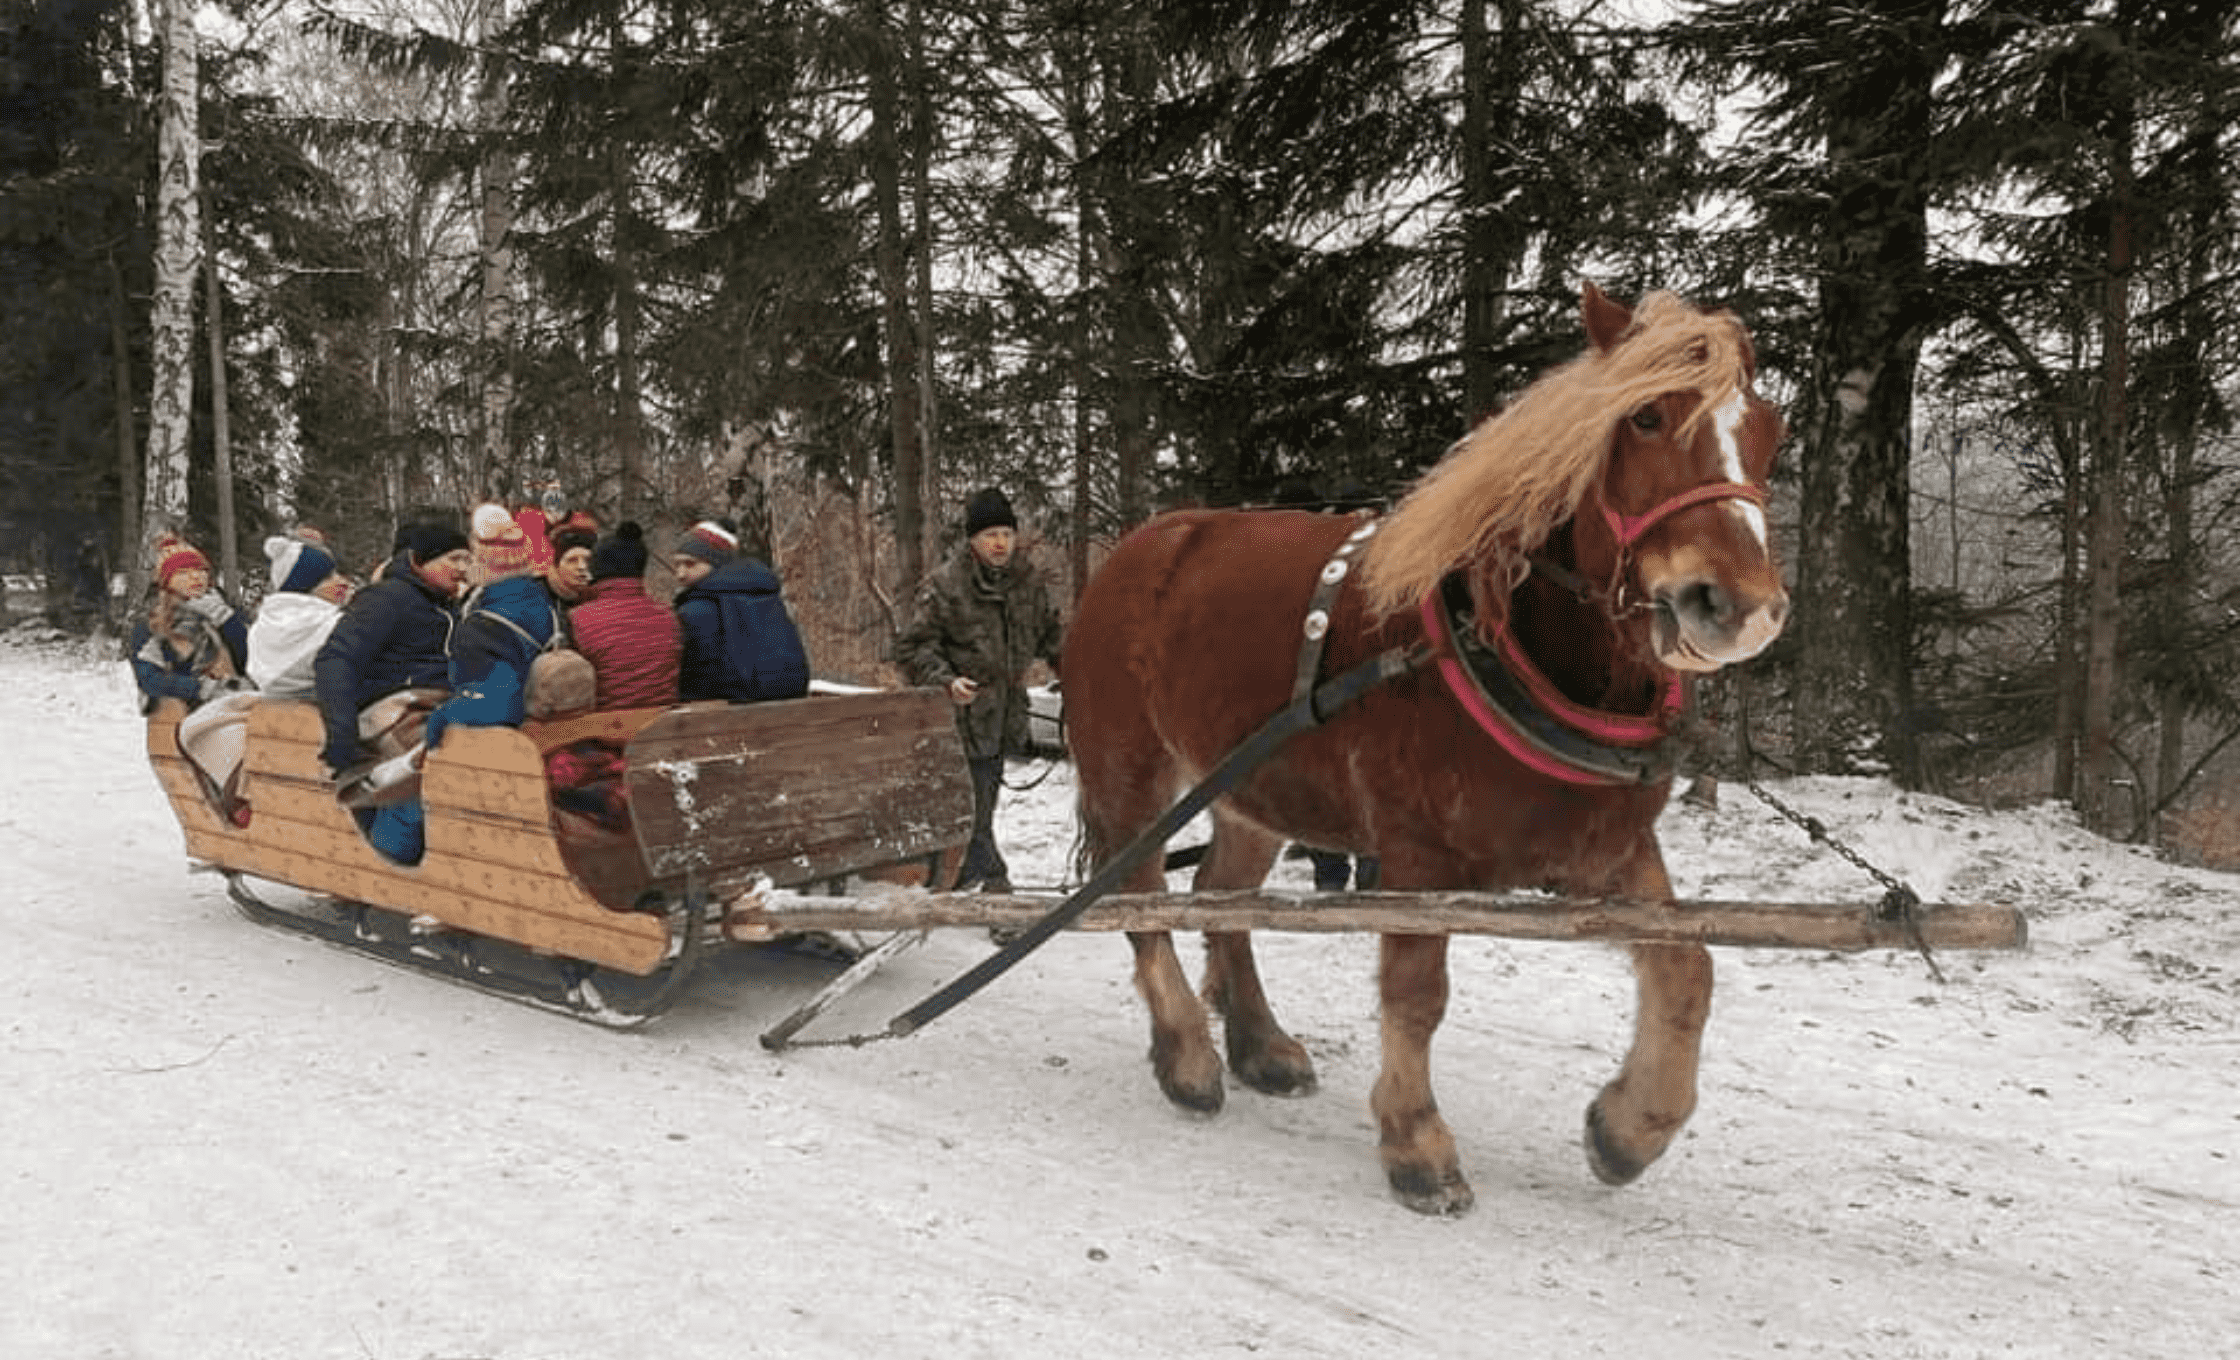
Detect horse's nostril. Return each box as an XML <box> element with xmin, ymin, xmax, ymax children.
<box><xmin>1679</xmin><ymin>581</ymin><xmax>1728</xmax><ymax>627</ymax></box>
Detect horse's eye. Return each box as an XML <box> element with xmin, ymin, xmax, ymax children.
<box><xmin>1630</xmin><ymin>406</ymin><xmax>1662</xmax><ymax>432</ymax></box>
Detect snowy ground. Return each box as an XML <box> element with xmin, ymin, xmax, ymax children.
<box><xmin>3</xmin><ymin>625</ymin><xmax>2235</xmax><ymax>1359</ymax></box>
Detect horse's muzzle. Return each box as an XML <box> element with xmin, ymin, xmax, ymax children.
<box><xmin>1651</xmin><ymin>578</ymin><xmax>1787</xmax><ymax>672</ymax></box>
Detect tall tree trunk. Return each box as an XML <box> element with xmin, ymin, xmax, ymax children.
<box><xmin>477</xmin><ymin>7</ymin><xmax>515</xmax><ymax>511</ymax></box>
<box><xmin>2079</xmin><ymin>88</ymin><xmax>2134</xmax><ymax>835</ymax></box>
<box><xmin>2052</xmin><ymin>375</ymin><xmax>2083</xmax><ymax>800</ymax></box>
<box><xmin>107</xmin><ymin>248</ymin><xmax>140</xmax><ymax>601</ymax></box>
<box><xmin>1791</xmin><ymin>2</ymin><xmax>1939</xmax><ymax>786</ymax></box>
<box><xmin>2153</xmin><ymin>123</ymin><xmax>2217</xmax><ymax>829</ymax></box>
<box><xmin>607</xmin><ymin>13</ymin><xmax>645</xmax><ymax>520</ymax></box>
<box><xmin>143</xmin><ymin>0</ymin><xmax>198</xmax><ymax>550</ymax></box>
<box><xmin>201</xmin><ymin>208</ymin><xmax>236</xmax><ymax>595</ymax></box>
<box><xmin>1096</xmin><ymin>24</ymin><xmax>1158</xmax><ymax>530</ymax></box>
<box><xmin>867</xmin><ymin>7</ymin><xmax>926</xmax><ymax>588</ymax></box>
<box><xmin>1458</xmin><ymin>0</ymin><xmax>1522</xmax><ymax>425</ymax></box>
<box><xmin>909</xmin><ymin>0</ymin><xmax>940</xmax><ymax>571</ymax></box>
<box><xmin>2154</xmin><ymin>408</ymin><xmax>2190</xmax><ymax>820</ymax></box>
<box><xmin>614</xmin><ymin>240</ymin><xmax>646</xmax><ymax>519</ymax></box>
<box><xmin>1064</xmin><ymin>31</ymin><xmax>1094</xmax><ymax>599</ymax></box>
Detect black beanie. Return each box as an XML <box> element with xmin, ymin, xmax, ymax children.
<box><xmin>964</xmin><ymin>487</ymin><xmax>1016</xmax><ymax>537</ymax></box>
<box><xmin>589</xmin><ymin>521</ymin><xmax>650</xmax><ymax>582</ymax></box>
<box><xmin>398</xmin><ymin>521</ymin><xmax>469</xmax><ymax>565</ymax></box>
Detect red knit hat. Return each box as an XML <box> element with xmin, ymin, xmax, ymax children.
<box><xmin>470</xmin><ymin>504</ymin><xmax>537</xmax><ymax>582</ymax></box>
<box><xmin>153</xmin><ymin>533</ymin><xmax>209</xmax><ymax>590</ymax></box>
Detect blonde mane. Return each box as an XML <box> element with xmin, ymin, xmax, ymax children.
<box><xmin>1360</xmin><ymin>291</ymin><xmax>1754</xmax><ymax>617</ymax></box>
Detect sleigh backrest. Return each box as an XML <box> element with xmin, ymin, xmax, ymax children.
<box><xmin>623</xmin><ymin>688</ymin><xmax>974</xmax><ymax>895</ymax></box>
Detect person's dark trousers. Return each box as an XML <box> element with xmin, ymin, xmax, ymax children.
<box><xmin>1308</xmin><ymin>849</ymin><xmax>1382</xmax><ymax>892</ymax></box>
<box><xmin>955</xmin><ymin>754</ymin><xmax>1011</xmax><ymax>890</ymax></box>
<box><xmin>1308</xmin><ymin>847</ymin><xmax>1352</xmax><ymax>892</ymax></box>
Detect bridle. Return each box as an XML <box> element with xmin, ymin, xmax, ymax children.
<box><xmin>1534</xmin><ymin>476</ymin><xmax>1771</xmax><ymax>618</ymax></box>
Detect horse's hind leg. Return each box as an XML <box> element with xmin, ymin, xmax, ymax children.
<box><xmin>1128</xmin><ymin>928</ymin><xmax>1225</xmax><ymax>1113</ymax></box>
<box><xmin>1372</xmin><ymin>932</ymin><xmax>1474</xmax><ymax>1215</ymax></box>
<box><xmin>1583</xmin><ymin>941</ymin><xmax>1712</xmax><ymax>1185</ymax></box>
<box><xmin>1194</xmin><ymin>816</ymin><xmax>1314</xmax><ymax>1096</ymax></box>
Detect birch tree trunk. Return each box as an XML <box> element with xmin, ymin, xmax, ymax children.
<box><xmin>1458</xmin><ymin>0</ymin><xmax>1524</xmax><ymax>426</ymax></box>
<box><xmin>1789</xmin><ymin>3</ymin><xmax>1940</xmax><ymax>787</ymax></box>
<box><xmin>202</xmin><ymin>209</ymin><xmax>236</xmax><ymax>595</ymax></box>
<box><xmin>107</xmin><ymin>249</ymin><xmax>141</xmax><ymax>601</ymax></box>
<box><xmin>142</xmin><ymin>0</ymin><xmax>199</xmax><ymax>551</ymax></box>
<box><xmin>478</xmin><ymin>101</ymin><xmax>515</xmax><ymax>506</ymax></box>
<box><xmin>909</xmin><ymin>0</ymin><xmax>940</xmax><ymax>575</ymax></box>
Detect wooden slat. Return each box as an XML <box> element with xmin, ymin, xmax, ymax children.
<box><xmin>625</xmin><ymin>689</ymin><xmax>972</xmax><ymax>889</ymax></box>
<box><xmin>240</xmin><ymin>699</ymin><xmax>328</xmax><ymax>777</ymax></box>
<box><xmin>728</xmin><ymin>888</ymin><xmax>2031</xmax><ymax>953</ymax></box>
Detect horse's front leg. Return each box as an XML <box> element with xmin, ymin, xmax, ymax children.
<box><xmin>1371</xmin><ymin>932</ymin><xmax>1473</xmax><ymax>1215</ymax></box>
<box><xmin>1583</xmin><ymin>848</ymin><xmax>1712</xmax><ymax>1185</ymax></box>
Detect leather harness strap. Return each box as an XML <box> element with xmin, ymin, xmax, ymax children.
<box><xmin>1292</xmin><ymin>517</ymin><xmax>1381</xmax><ymax>713</ymax></box>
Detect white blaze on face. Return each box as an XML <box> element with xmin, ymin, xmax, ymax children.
<box><xmin>1713</xmin><ymin>392</ymin><xmax>1769</xmax><ymax>549</ymax></box>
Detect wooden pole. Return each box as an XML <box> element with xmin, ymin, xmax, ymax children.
<box><xmin>727</xmin><ymin>888</ymin><xmax>2027</xmax><ymax>953</ymax></box>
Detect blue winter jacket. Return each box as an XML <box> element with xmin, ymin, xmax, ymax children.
<box><xmin>313</xmin><ymin>553</ymin><xmax>458</xmax><ymax>771</ymax></box>
<box><xmin>675</xmin><ymin>559</ymin><xmax>810</xmax><ymax>704</ymax></box>
<box><xmin>421</xmin><ymin>576</ymin><xmax>561</xmax><ymax>751</ymax></box>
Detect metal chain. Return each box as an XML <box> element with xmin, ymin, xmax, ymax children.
<box><xmin>1741</xmin><ymin>777</ymin><xmax>1945</xmax><ymax>984</ymax></box>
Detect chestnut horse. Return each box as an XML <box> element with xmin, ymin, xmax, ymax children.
<box><xmin>1060</xmin><ymin>284</ymin><xmax>1788</xmax><ymax>1214</ymax></box>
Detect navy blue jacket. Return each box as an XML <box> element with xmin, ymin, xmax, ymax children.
<box><xmin>313</xmin><ymin>552</ymin><xmax>459</xmax><ymax>769</ymax></box>
<box><xmin>676</xmin><ymin>559</ymin><xmax>810</xmax><ymax>704</ymax></box>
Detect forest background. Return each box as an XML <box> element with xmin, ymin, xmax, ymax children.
<box><xmin>3</xmin><ymin>0</ymin><xmax>2237</xmax><ymax>849</ymax></box>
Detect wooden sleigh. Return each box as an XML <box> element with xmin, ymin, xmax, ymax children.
<box><xmin>145</xmin><ymin>688</ymin><xmax>975</xmax><ymax>1025</ymax></box>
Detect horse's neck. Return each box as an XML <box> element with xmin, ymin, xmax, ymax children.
<box><xmin>1495</xmin><ymin>534</ymin><xmax>1664</xmax><ymax>715</ymax></box>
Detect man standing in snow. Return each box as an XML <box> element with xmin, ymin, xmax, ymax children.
<box><xmin>891</xmin><ymin>487</ymin><xmax>1065</xmax><ymax>894</ymax></box>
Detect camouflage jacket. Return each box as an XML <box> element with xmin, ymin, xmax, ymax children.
<box><xmin>892</xmin><ymin>546</ymin><xmax>1064</xmax><ymax>759</ymax></box>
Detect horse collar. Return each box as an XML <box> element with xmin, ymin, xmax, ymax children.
<box><xmin>1421</xmin><ymin>572</ymin><xmax>1678</xmax><ymax>787</ymax></box>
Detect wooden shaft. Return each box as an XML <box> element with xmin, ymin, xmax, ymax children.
<box><xmin>727</xmin><ymin>889</ymin><xmax>2027</xmax><ymax>953</ymax></box>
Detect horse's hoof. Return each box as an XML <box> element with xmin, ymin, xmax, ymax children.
<box><xmin>1228</xmin><ymin>1037</ymin><xmax>1318</xmax><ymax>1097</ymax></box>
<box><xmin>1387</xmin><ymin>1163</ymin><xmax>1475</xmax><ymax>1216</ymax></box>
<box><xmin>1582</xmin><ymin>1098</ymin><xmax>1650</xmax><ymax>1186</ymax></box>
<box><xmin>1157</xmin><ymin>1070</ymin><xmax>1225</xmax><ymax>1114</ymax></box>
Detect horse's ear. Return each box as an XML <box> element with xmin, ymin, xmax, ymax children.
<box><xmin>1581</xmin><ymin>282</ymin><xmax>1633</xmax><ymax>353</ymax></box>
